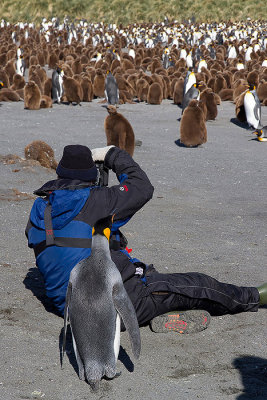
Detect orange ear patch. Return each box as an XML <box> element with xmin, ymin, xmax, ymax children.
<box><xmin>103</xmin><ymin>228</ymin><xmax>111</xmax><ymax>241</ymax></box>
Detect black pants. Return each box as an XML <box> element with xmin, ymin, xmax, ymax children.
<box><xmin>124</xmin><ymin>267</ymin><xmax>260</xmax><ymax>327</ymax></box>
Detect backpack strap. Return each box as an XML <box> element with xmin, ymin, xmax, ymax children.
<box><xmin>44</xmin><ymin>202</ymin><xmax>55</xmax><ymax>246</ymax></box>
<box><xmin>34</xmin><ymin>202</ymin><xmax>92</xmax><ymax>257</ymax></box>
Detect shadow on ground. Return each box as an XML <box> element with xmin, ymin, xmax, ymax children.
<box><xmin>23</xmin><ymin>267</ymin><xmax>62</xmax><ymax>317</ymax></box>
<box><xmin>230</xmin><ymin>118</ymin><xmax>250</xmax><ymax>129</ymax></box>
<box><xmin>233</xmin><ymin>355</ymin><xmax>267</xmax><ymax>399</ymax></box>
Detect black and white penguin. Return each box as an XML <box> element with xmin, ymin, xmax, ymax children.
<box><xmin>182</xmin><ymin>82</ymin><xmax>201</xmax><ymax>114</ymax></box>
<box><xmin>62</xmin><ymin>215</ymin><xmax>140</xmax><ymax>391</ymax></box>
<box><xmin>183</xmin><ymin>70</ymin><xmax>196</xmax><ymax>97</ymax></box>
<box><xmin>244</xmin><ymin>84</ymin><xmax>261</xmax><ymax>129</ymax></box>
<box><xmin>52</xmin><ymin>67</ymin><xmax>64</xmax><ymax>103</ymax></box>
<box><xmin>16</xmin><ymin>44</ymin><xmax>26</xmax><ymax>77</ymax></box>
<box><xmin>104</xmin><ymin>71</ymin><xmax>119</xmax><ymax>105</ymax></box>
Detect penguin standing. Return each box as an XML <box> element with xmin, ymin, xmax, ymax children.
<box><xmin>244</xmin><ymin>85</ymin><xmax>261</xmax><ymax>129</ymax></box>
<box><xmin>104</xmin><ymin>105</ymin><xmax>135</xmax><ymax>156</ymax></box>
<box><xmin>183</xmin><ymin>70</ymin><xmax>196</xmax><ymax>98</ymax></box>
<box><xmin>24</xmin><ymin>81</ymin><xmax>41</xmax><ymax>110</ymax></box>
<box><xmin>147</xmin><ymin>81</ymin><xmax>163</xmax><ymax>105</ymax></box>
<box><xmin>63</xmin><ymin>215</ymin><xmax>141</xmax><ymax>391</ymax></box>
<box><xmin>63</xmin><ymin>76</ymin><xmax>83</xmax><ymax>105</ymax></box>
<box><xmin>180</xmin><ymin>99</ymin><xmax>207</xmax><ymax>147</ymax></box>
<box><xmin>16</xmin><ymin>55</ymin><xmax>26</xmax><ymax>76</ymax></box>
<box><xmin>182</xmin><ymin>82</ymin><xmax>201</xmax><ymax>114</ymax></box>
<box><xmin>52</xmin><ymin>67</ymin><xmax>64</xmax><ymax>103</ymax></box>
<box><xmin>104</xmin><ymin>71</ymin><xmax>119</xmax><ymax>105</ymax></box>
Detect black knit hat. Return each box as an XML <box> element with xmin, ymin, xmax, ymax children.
<box><xmin>56</xmin><ymin>144</ymin><xmax>98</xmax><ymax>182</ymax></box>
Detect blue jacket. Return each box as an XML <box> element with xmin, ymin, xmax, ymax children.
<box><xmin>25</xmin><ymin>147</ymin><xmax>154</xmax><ymax>314</ymax></box>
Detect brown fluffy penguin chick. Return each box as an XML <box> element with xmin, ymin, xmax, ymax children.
<box><xmin>104</xmin><ymin>105</ymin><xmax>135</xmax><ymax>157</ymax></box>
<box><xmin>43</xmin><ymin>78</ymin><xmax>52</xmax><ymax>97</ymax></box>
<box><xmin>93</xmin><ymin>68</ymin><xmax>105</xmax><ymax>97</ymax></box>
<box><xmin>214</xmin><ymin>74</ymin><xmax>227</xmax><ymax>94</ymax></box>
<box><xmin>136</xmin><ymin>78</ymin><xmax>149</xmax><ymax>102</ymax></box>
<box><xmin>10</xmin><ymin>74</ymin><xmax>25</xmax><ymax>90</ymax></box>
<box><xmin>200</xmin><ymin>88</ymin><xmax>218</xmax><ymax>120</ymax></box>
<box><xmin>218</xmin><ymin>88</ymin><xmax>234</xmax><ymax>101</ymax></box>
<box><xmin>80</xmin><ymin>76</ymin><xmax>93</xmax><ymax>102</ymax></box>
<box><xmin>40</xmin><ymin>95</ymin><xmax>53</xmax><ymax>108</ymax></box>
<box><xmin>235</xmin><ymin>91</ymin><xmax>247</xmax><ymax>123</ymax></box>
<box><xmin>257</xmin><ymin>80</ymin><xmax>267</xmax><ymax>102</ymax></box>
<box><xmin>24</xmin><ymin>140</ymin><xmax>57</xmax><ymax>169</ymax></box>
<box><xmin>63</xmin><ymin>76</ymin><xmax>83</xmax><ymax>105</ymax></box>
<box><xmin>4</xmin><ymin>59</ymin><xmax>16</xmax><ymax>85</ymax></box>
<box><xmin>0</xmin><ymin>68</ymin><xmax>10</xmax><ymax>88</ymax></box>
<box><xmin>147</xmin><ymin>82</ymin><xmax>163</xmax><ymax>104</ymax></box>
<box><xmin>180</xmin><ymin>99</ymin><xmax>207</xmax><ymax>147</ymax></box>
<box><xmin>247</xmin><ymin>70</ymin><xmax>259</xmax><ymax>88</ymax></box>
<box><xmin>0</xmin><ymin>88</ymin><xmax>21</xmax><ymax>101</ymax></box>
<box><xmin>173</xmin><ymin>78</ymin><xmax>184</xmax><ymax>105</ymax></box>
<box><xmin>24</xmin><ymin>81</ymin><xmax>41</xmax><ymax>110</ymax></box>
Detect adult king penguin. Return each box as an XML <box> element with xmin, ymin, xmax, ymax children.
<box><xmin>16</xmin><ymin>55</ymin><xmax>26</xmax><ymax>76</ymax></box>
<box><xmin>104</xmin><ymin>71</ymin><xmax>119</xmax><ymax>105</ymax></box>
<box><xmin>244</xmin><ymin>84</ymin><xmax>261</xmax><ymax>129</ymax></box>
<box><xmin>62</xmin><ymin>215</ymin><xmax>141</xmax><ymax>391</ymax></box>
<box><xmin>182</xmin><ymin>82</ymin><xmax>201</xmax><ymax>114</ymax></box>
<box><xmin>52</xmin><ymin>67</ymin><xmax>64</xmax><ymax>103</ymax></box>
<box><xmin>183</xmin><ymin>69</ymin><xmax>196</xmax><ymax>98</ymax></box>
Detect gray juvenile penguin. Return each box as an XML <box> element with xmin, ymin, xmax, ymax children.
<box><xmin>63</xmin><ymin>215</ymin><xmax>141</xmax><ymax>391</ymax></box>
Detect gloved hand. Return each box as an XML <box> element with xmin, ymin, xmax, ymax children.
<box><xmin>91</xmin><ymin>145</ymin><xmax>115</xmax><ymax>162</ymax></box>
<box><xmin>134</xmin><ymin>261</ymin><xmax>147</xmax><ymax>277</ymax></box>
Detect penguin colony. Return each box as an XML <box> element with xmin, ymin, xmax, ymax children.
<box><xmin>0</xmin><ymin>18</ymin><xmax>266</xmax><ymax>142</ymax></box>
<box><xmin>1</xmin><ymin>14</ymin><xmax>267</xmax><ymax>390</ymax></box>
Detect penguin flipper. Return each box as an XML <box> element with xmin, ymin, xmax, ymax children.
<box><xmin>62</xmin><ymin>281</ymin><xmax>72</xmax><ymax>365</ymax></box>
<box><xmin>253</xmin><ymin>92</ymin><xmax>261</xmax><ymax>123</ymax></box>
<box><xmin>112</xmin><ymin>283</ymin><xmax>141</xmax><ymax>359</ymax></box>
<box><xmin>254</xmin><ymin>103</ymin><xmax>261</xmax><ymax>123</ymax></box>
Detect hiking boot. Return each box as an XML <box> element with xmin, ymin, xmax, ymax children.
<box><xmin>150</xmin><ymin>310</ymin><xmax>211</xmax><ymax>334</ymax></box>
<box><xmin>257</xmin><ymin>283</ymin><xmax>267</xmax><ymax>305</ymax></box>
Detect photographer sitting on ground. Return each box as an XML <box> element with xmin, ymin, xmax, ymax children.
<box><xmin>25</xmin><ymin>144</ymin><xmax>266</xmax><ymax>333</ymax></box>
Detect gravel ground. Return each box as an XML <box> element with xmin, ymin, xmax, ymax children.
<box><xmin>0</xmin><ymin>98</ymin><xmax>266</xmax><ymax>400</ymax></box>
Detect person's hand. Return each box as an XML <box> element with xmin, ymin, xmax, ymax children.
<box><xmin>91</xmin><ymin>145</ymin><xmax>115</xmax><ymax>162</ymax></box>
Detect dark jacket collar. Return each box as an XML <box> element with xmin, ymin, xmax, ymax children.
<box><xmin>34</xmin><ymin>178</ymin><xmax>96</xmax><ymax>196</ymax></box>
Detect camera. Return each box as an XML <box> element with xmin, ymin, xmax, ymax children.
<box><xmin>95</xmin><ymin>162</ymin><xmax>109</xmax><ymax>186</ymax></box>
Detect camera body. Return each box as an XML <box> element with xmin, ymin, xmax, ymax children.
<box><xmin>95</xmin><ymin>162</ymin><xmax>109</xmax><ymax>186</ymax></box>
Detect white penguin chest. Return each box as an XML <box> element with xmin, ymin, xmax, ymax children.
<box><xmin>185</xmin><ymin>74</ymin><xmax>196</xmax><ymax>94</ymax></box>
<box><xmin>244</xmin><ymin>92</ymin><xmax>259</xmax><ymax>129</ymax></box>
<box><xmin>58</xmin><ymin>74</ymin><xmax>63</xmax><ymax>96</ymax></box>
<box><xmin>16</xmin><ymin>58</ymin><xmax>22</xmax><ymax>75</ymax></box>
<box><xmin>114</xmin><ymin>313</ymin><xmax>121</xmax><ymax>361</ymax></box>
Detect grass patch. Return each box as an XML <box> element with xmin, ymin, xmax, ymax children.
<box><xmin>0</xmin><ymin>0</ymin><xmax>267</xmax><ymax>24</ymax></box>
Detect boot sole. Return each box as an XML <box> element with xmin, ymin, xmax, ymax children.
<box><xmin>150</xmin><ymin>310</ymin><xmax>211</xmax><ymax>334</ymax></box>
